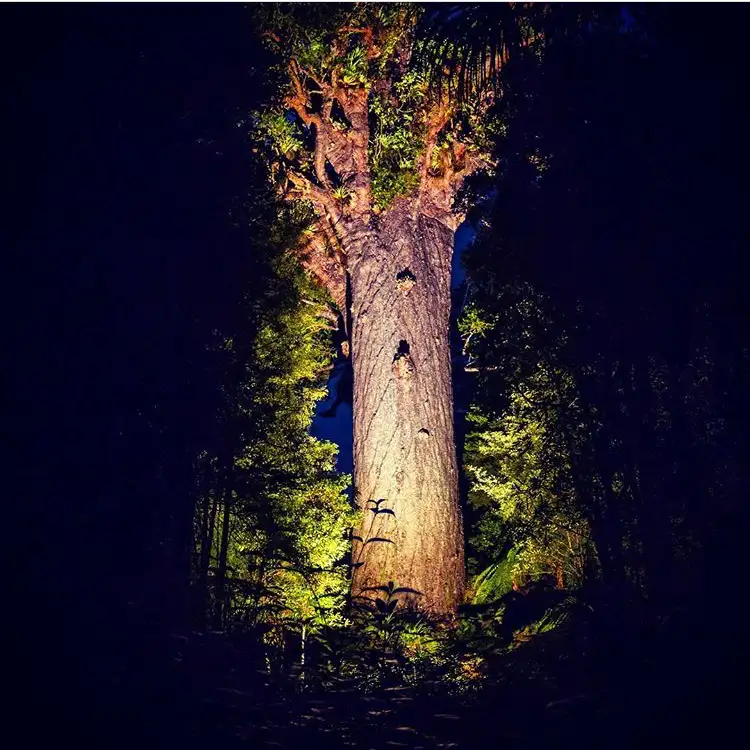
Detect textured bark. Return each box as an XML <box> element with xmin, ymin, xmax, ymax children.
<box><xmin>345</xmin><ymin>203</ymin><xmax>465</xmax><ymax>614</ymax></box>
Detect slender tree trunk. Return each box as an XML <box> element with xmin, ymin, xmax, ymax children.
<box><xmin>197</xmin><ymin>494</ymin><xmax>219</xmax><ymax>625</ymax></box>
<box><xmin>346</xmin><ymin>203</ymin><xmax>465</xmax><ymax>615</ymax></box>
<box><xmin>300</xmin><ymin>623</ymin><xmax>306</xmax><ymax>687</ymax></box>
<box><xmin>206</xmin><ymin>496</ymin><xmax>219</xmax><ymax>570</ymax></box>
<box><xmin>214</xmin><ymin>489</ymin><xmax>232</xmax><ymax>628</ymax></box>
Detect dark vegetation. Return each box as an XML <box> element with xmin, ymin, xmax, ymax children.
<box><xmin>11</xmin><ymin>3</ymin><xmax>747</xmax><ymax>747</ymax></box>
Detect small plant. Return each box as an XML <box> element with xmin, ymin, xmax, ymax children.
<box><xmin>253</xmin><ymin>109</ymin><xmax>302</xmax><ymax>159</ymax></box>
<box><xmin>332</xmin><ymin>185</ymin><xmax>351</xmax><ymax>202</ymax></box>
<box><xmin>339</xmin><ymin>45</ymin><xmax>368</xmax><ymax>86</ymax></box>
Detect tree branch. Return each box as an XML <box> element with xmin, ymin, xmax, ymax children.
<box><xmin>416</xmin><ymin>91</ymin><xmax>495</xmax><ymax>227</ymax></box>
<box><xmin>286</xmin><ymin>62</ymin><xmax>334</xmax><ymax>190</ymax></box>
<box><xmin>297</xmin><ymin>230</ymin><xmax>347</xmax><ymax>320</ymax></box>
<box><xmin>338</xmin><ymin>26</ymin><xmax>376</xmax><ymax>56</ymax></box>
<box><xmin>286</xmin><ymin>169</ymin><xmax>340</xmax><ymax>223</ymax></box>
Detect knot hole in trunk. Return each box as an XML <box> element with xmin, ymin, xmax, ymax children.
<box><xmin>392</xmin><ymin>340</ymin><xmax>415</xmax><ymax>380</ymax></box>
<box><xmin>396</xmin><ymin>268</ymin><xmax>416</xmax><ymax>292</ymax></box>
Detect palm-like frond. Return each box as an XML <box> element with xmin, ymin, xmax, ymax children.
<box><xmin>415</xmin><ymin>3</ymin><xmax>519</xmax><ymax>101</ymax></box>
<box><xmin>414</xmin><ymin>3</ymin><xmax>620</xmax><ymax>102</ymax></box>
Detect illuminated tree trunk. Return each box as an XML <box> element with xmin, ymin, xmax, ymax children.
<box><xmin>345</xmin><ymin>203</ymin><xmax>465</xmax><ymax>614</ymax></box>
<box><xmin>264</xmin><ymin>19</ymin><xmax>487</xmax><ymax>615</ymax></box>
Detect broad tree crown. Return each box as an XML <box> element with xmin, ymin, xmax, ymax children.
<box><xmin>251</xmin><ymin>3</ymin><xmax>538</xmax><ymax>312</ymax></box>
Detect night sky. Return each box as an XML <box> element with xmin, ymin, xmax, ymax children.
<box><xmin>10</xmin><ymin>7</ymin><xmax>264</xmax><ymax>463</ymax></box>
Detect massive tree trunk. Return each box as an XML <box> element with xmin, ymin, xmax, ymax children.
<box><xmin>273</xmin><ymin>28</ymin><xmax>484</xmax><ymax>615</ymax></box>
<box><xmin>346</xmin><ymin>203</ymin><xmax>465</xmax><ymax>614</ymax></box>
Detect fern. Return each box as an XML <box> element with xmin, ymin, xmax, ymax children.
<box><xmin>471</xmin><ymin>550</ymin><xmax>517</xmax><ymax>604</ymax></box>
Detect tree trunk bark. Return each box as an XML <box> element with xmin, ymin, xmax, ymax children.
<box><xmin>213</xmin><ymin>489</ymin><xmax>232</xmax><ymax>628</ymax></box>
<box><xmin>196</xmin><ymin>493</ymin><xmax>218</xmax><ymax>626</ymax></box>
<box><xmin>346</xmin><ymin>204</ymin><xmax>465</xmax><ymax>615</ymax></box>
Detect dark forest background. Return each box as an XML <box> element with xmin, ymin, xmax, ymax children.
<box><xmin>7</xmin><ymin>3</ymin><xmax>749</xmax><ymax>746</ymax></box>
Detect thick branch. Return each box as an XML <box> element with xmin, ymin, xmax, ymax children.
<box><xmin>297</xmin><ymin>230</ymin><xmax>347</xmax><ymax>320</ymax></box>
<box><xmin>332</xmin><ymin>87</ymin><xmax>371</xmax><ymax>213</ymax></box>
<box><xmin>415</xmin><ymin>93</ymin><xmax>495</xmax><ymax>227</ymax></box>
<box><xmin>286</xmin><ymin>60</ymin><xmax>371</xmax><ymax>215</ymax></box>
<box><xmin>286</xmin><ymin>169</ymin><xmax>340</xmax><ymax>223</ymax></box>
<box><xmin>287</xmin><ymin>62</ymin><xmax>331</xmax><ymax>189</ymax></box>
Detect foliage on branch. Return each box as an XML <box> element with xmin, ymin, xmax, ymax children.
<box><xmin>368</xmin><ymin>75</ymin><xmax>427</xmax><ymax>209</ymax></box>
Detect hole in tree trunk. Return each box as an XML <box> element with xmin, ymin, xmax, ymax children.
<box><xmin>396</xmin><ymin>268</ymin><xmax>416</xmax><ymax>292</ymax></box>
<box><xmin>302</xmin><ymin>121</ymin><xmax>316</xmax><ymax>155</ymax></box>
<box><xmin>325</xmin><ymin>159</ymin><xmax>343</xmax><ymax>188</ymax></box>
<box><xmin>392</xmin><ymin>341</ymin><xmax>415</xmax><ymax>380</ymax></box>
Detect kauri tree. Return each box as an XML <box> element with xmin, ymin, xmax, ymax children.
<box><xmin>253</xmin><ymin>3</ymin><xmax>552</xmax><ymax>614</ymax></box>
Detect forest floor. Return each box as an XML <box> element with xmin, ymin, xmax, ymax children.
<box><xmin>35</xmin><ymin>603</ymin><xmax>738</xmax><ymax>750</ymax></box>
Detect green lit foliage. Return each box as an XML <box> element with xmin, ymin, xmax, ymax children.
<box><xmin>254</xmin><ymin>109</ymin><xmax>303</xmax><ymax>161</ymax></box>
<box><xmin>369</xmin><ymin>74</ymin><xmax>426</xmax><ymax>209</ymax></box>
<box><xmin>256</xmin><ymin>3</ymin><xmax>431</xmax><ymax>210</ymax></box>
<box><xmin>456</xmin><ymin>7</ymin><xmax>746</xmax><ymax>606</ymax></box>
<box><xmin>458</xmin><ymin>301</ymin><xmax>495</xmax><ymax>365</ymax></box>
<box><xmin>340</xmin><ymin>44</ymin><xmax>369</xmax><ymax>86</ymax></box>
<box><xmin>367</xmin><ymin>49</ymin><xmax>503</xmax><ymax>209</ymax></box>
<box><xmin>331</xmin><ymin>185</ymin><xmax>351</xmax><ymax>203</ymax></box>
<box><xmin>470</xmin><ymin>551</ymin><xmax>518</xmax><ymax>605</ymax></box>
<box><xmin>311</xmin><ymin>606</ymin><xmax>485</xmax><ymax>695</ymax></box>
<box><xmin>193</xmin><ymin>204</ymin><xmax>355</xmax><ymax>634</ymax></box>
<box><xmin>255</xmin><ymin>3</ymin><xmax>419</xmax><ymax>87</ymax></box>
<box><xmin>253</xmin><ymin>4</ymin><xmax>349</xmax><ymax>77</ymax></box>
<box><xmin>462</xmin><ymin>296</ymin><xmax>593</xmax><ymax>590</ymax></box>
